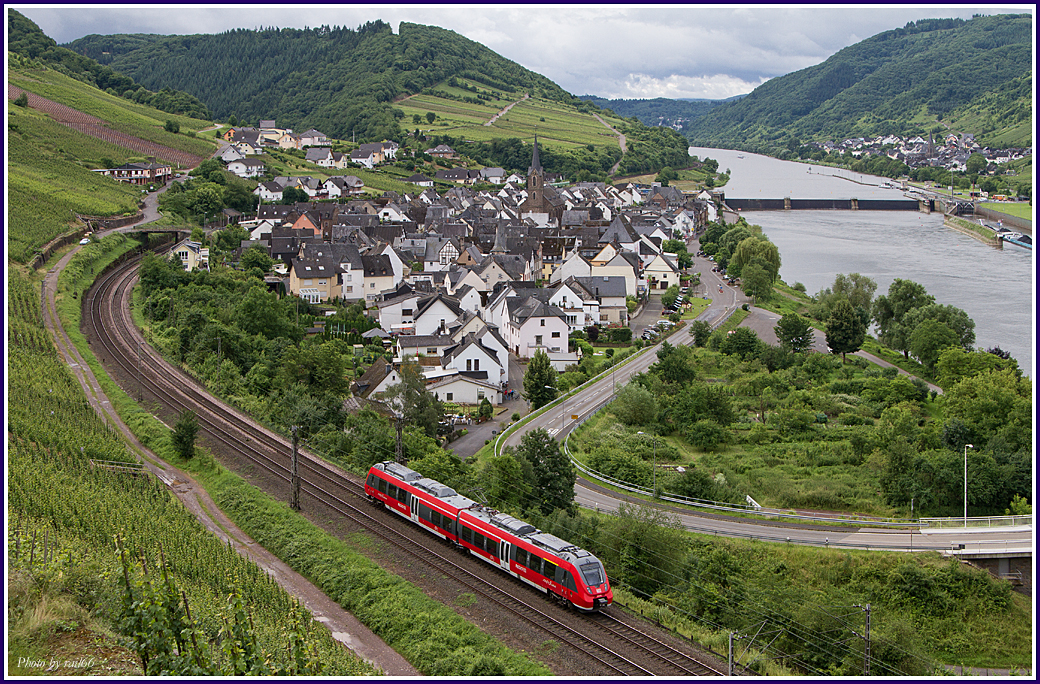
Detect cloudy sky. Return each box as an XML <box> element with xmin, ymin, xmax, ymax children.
<box><xmin>16</xmin><ymin>4</ymin><xmax>1032</xmax><ymax>100</ymax></box>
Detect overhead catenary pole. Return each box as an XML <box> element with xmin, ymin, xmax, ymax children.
<box><xmin>290</xmin><ymin>425</ymin><xmax>300</xmax><ymax>511</ymax></box>
<box><xmin>853</xmin><ymin>603</ymin><xmax>871</xmax><ymax>676</ymax></box>
<box><xmin>964</xmin><ymin>443</ymin><xmax>973</xmax><ymax>526</ymax></box>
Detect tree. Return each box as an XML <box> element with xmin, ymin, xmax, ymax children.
<box><xmin>653</xmin><ymin>342</ymin><xmax>698</xmax><ymax>384</ymax></box>
<box><xmin>936</xmin><ymin>347</ymin><xmax>1018</xmax><ymax>389</ymax></box>
<box><xmin>478</xmin><ymin>397</ymin><xmax>493</xmax><ymax>420</ymax></box>
<box><xmin>384</xmin><ymin>360</ymin><xmax>444</xmax><ymax>438</ymax></box>
<box><xmin>826</xmin><ymin>296</ymin><xmax>866</xmax><ymax>362</ymax></box>
<box><xmin>164</xmin><ymin>119</ymin><xmax>180</xmax><ymax>133</ymax></box>
<box><xmin>873</xmin><ymin>279</ymin><xmax>935</xmax><ymax>358</ymax></box>
<box><xmin>478</xmin><ymin>453</ymin><xmax>531</xmax><ymax>510</ymax></box>
<box><xmin>586</xmin><ymin>325</ymin><xmax>599</xmax><ymax>343</ymax></box>
<box><xmin>281</xmin><ymin>186</ymin><xmax>309</xmax><ymax>204</ymax></box>
<box><xmin>739</xmin><ymin>260</ymin><xmax>773</xmax><ymax>302</ymax></box>
<box><xmin>171</xmin><ymin>410</ymin><xmax>200</xmax><ymax>459</ymax></box>
<box><xmin>425</xmin><ymin>112</ymin><xmax>436</xmax><ymax>124</ymax></box>
<box><xmin>902</xmin><ymin>303</ymin><xmax>975</xmax><ymax>351</ymax></box>
<box><xmin>773</xmin><ymin>313</ymin><xmax>815</xmax><ymax>354</ymax></box>
<box><xmin>612</xmin><ymin>382</ymin><xmax>658</xmax><ymax>426</ymax></box>
<box><xmin>14</xmin><ymin>92</ymin><xmax>29</xmax><ymax>107</ymax></box>
<box><xmin>831</xmin><ymin>273</ymin><xmax>877</xmax><ymax>312</ymax></box>
<box><xmin>516</xmin><ymin>428</ymin><xmax>575</xmax><ymax>514</ymax></box>
<box><xmin>730</xmin><ymin>235</ymin><xmax>780</xmax><ymax>283</ymax></box>
<box><xmin>909</xmin><ymin>319</ymin><xmax>959</xmax><ymax>371</ymax></box>
<box><xmin>240</xmin><ymin>244</ymin><xmax>274</xmax><ymax>272</ymax></box>
<box><xmin>523</xmin><ymin>349</ymin><xmax>557</xmax><ymax>410</ymax></box>
<box><xmin>719</xmin><ymin>327</ymin><xmax>763</xmax><ymax>360</ymax></box>
<box><xmin>966</xmin><ymin>153</ymin><xmax>988</xmax><ymax>176</ymax></box>
<box><xmin>690</xmin><ymin>320</ymin><xmax>711</xmax><ymax>347</ymax></box>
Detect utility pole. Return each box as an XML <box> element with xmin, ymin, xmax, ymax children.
<box><xmin>729</xmin><ymin>632</ymin><xmax>734</xmax><ymax>676</ymax></box>
<box><xmin>853</xmin><ymin>603</ymin><xmax>871</xmax><ymax>676</ymax></box>
<box><xmin>394</xmin><ymin>415</ymin><xmax>405</xmax><ymax>464</ymax></box>
<box><xmin>290</xmin><ymin>425</ymin><xmax>300</xmax><ymax>511</ymax></box>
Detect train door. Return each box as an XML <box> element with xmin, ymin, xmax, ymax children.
<box><xmin>500</xmin><ymin>542</ymin><xmax>511</xmax><ymax>571</ymax></box>
<box><xmin>409</xmin><ymin>494</ymin><xmax>419</xmax><ymax>522</ymax></box>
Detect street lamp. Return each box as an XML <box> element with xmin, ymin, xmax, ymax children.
<box><xmin>546</xmin><ymin>385</ymin><xmax>563</xmax><ymax>433</ymax></box>
<box><xmin>637</xmin><ymin>431</ymin><xmax>657</xmax><ymax>496</ymax></box>
<box><xmin>964</xmin><ymin>444</ymin><xmax>973</xmax><ymax>526</ymax></box>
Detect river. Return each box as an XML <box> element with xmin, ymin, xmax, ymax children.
<box><xmin>690</xmin><ymin>147</ymin><xmax>1034</xmax><ymax>377</ymax></box>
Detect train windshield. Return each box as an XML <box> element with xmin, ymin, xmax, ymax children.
<box><xmin>579</xmin><ymin>560</ymin><xmax>605</xmax><ymax>586</ymax></box>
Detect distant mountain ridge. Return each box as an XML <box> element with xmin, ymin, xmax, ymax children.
<box><xmin>64</xmin><ymin>21</ymin><xmax>577</xmax><ymax>142</ymax></box>
<box><xmin>578</xmin><ymin>95</ymin><xmax>744</xmax><ymax>133</ymax></box>
<box><xmin>685</xmin><ymin>14</ymin><xmax>1033</xmax><ymax>151</ymax></box>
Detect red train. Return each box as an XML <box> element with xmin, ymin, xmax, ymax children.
<box><xmin>365</xmin><ymin>461</ymin><xmax>612</xmax><ymax>611</ymax></box>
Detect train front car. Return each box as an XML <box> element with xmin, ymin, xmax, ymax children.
<box><xmin>570</xmin><ymin>552</ymin><xmax>612</xmax><ymax>611</ymax></box>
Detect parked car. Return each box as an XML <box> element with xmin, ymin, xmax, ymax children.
<box><xmin>79</xmin><ymin>237</ymin><xmax>91</xmax><ymax>245</ymax></box>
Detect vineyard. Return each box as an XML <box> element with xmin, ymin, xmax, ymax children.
<box><xmin>6</xmin><ymin>269</ymin><xmax>376</xmax><ymax>676</ymax></box>
<box><xmin>7</xmin><ymin>107</ymin><xmax>144</xmax><ymax>263</ymax></box>
<box><xmin>9</xmin><ymin>84</ymin><xmax>207</xmax><ymax>168</ymax></box>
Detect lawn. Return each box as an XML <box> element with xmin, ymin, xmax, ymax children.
<box><xmin>979</xmin><ymin>202</ymin><xmax>1033</xmax><ymax>221</ymax></box>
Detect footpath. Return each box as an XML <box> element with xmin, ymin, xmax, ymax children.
<box><xmin>40</xmin><ymin>194</ymin><xmax>418</xmax><ymax>676</ymax></box>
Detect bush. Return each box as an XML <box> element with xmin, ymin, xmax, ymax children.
<box><xmin>683</xmin><ymin>419</ymin><xmax>727</xmax><ymax>451</ymax></box>
<box><xmin>511</xmin><ymin>413</ymin><xmax>521</xmax><ymax>422</ymax></box>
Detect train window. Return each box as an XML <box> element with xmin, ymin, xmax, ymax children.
<box><xmin>377</xmin><ymin>478</ymin><xmax>387</xmax><ymax>494</ymax></box>
<box><xmin>387</xmin><ymin>484</ymin><xmax>397</xmax><ymax>500</ymax></box>
<box><xmin>460</xmin><ymin>525</ymin><xmax>473</xmax><ymax>544</ymax></box>
<box><xmin>579</xmin><ymin>560</ymin><xmax>605</xmax><ymax>586</ymax></box>
<box><xmin>544</xmin><ymin>559</ymin><xmax>559</xmax><ymax>580</ymax></box>
<box><xmin>515</xmin><ymin>547</ymin><xmax>528</xmax><ymax>567</ymax></box>
<box><xmin>366</xmin><ymin>473</ymin><xmax>376</xmax><ymax>488</ymax></box>
<box><xmin>418</xmin><ymin>503</ymin><xmax>431</xmax><ymax>522</ymax></box>
<box><xmin>396</xmin><ymin>488</ymin><xmax>409</xmax><ymax>504</ymax></box>
<box><xmin>487</xmin><ymin>538</ymin><xmax>499</xmax><ymax>558</ymax></box>
<box><xmin>529</xmin><ymin>555</ymin><xmax>543</xmax><ymax>576</ymax></box>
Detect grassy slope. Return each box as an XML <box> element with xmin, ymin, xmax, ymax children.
<box><xmin>398</xmin><ymin>81</ymin><xmax>624</xmax><ymax>152</ymax></box>
<box><xmin>9</xmin><ymin>65</ymin><xmax>216</xmax><ymax>155</ymax></box>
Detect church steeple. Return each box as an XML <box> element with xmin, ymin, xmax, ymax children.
<box><xmin>491</xmin><ymin>221</ymin><xmax>508</xmax><ymax>254</ymax></box>
<box><xmin>529</xmin><ymin>134</ymin><xmax>542</xmax><ymax>174</ymax></box>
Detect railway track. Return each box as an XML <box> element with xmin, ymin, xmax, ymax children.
<box><xmin>86</xmin><ymin>253</ymin><xmax>729</xmax><ymax>675</ymax></box>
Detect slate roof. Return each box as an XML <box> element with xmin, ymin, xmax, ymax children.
<box><xmin>361</xmin><ymin>254</ymin><xmax>394</xmax><ymax>277</ymax></box>
<box><xmin>572</xmin><ymin>275</ymin><xmax>628</xmax><ymax>299</ymax></box>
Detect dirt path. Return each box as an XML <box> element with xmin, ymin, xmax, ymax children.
<box><xmin>591</xmin><ymin>112</ymin><xmax>627</xmax><ymax>174</ymax></box>
<box><xmin>39</xmin><ymin>224</ymin><xmax>418</xmax><ymax>676</ymax></box>
<box><xmin>485</xmin><ymin>93</ymin><xmax>529</xmax><ymax>126</ymax></box>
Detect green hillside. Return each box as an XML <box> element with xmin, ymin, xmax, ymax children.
<box><xmin>6</xmin><ymin>61</ymin><xmax>220</xmax><ymax>263</ymax></box>
<box><xmin>686</xmin><ymin>14</ymin><xmax>1033</xmax><ymax>150</ymax></box>
<box><xmin>66</xmin><ymin>21</ymin><xmax>576</xmax><ymax>143</ymax></box>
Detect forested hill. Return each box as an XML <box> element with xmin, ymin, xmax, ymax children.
<box><xmin>6</xmin><ymin>10</ymin><xmax>211</xmax><ymax>119</ymax></box>
<box><xmin>685</xmin><ymin>14</ymin><xmax>1033</xmax><ymax>151</ymax></box>
<box><xmin>64</xmin><ymin>21</ymin><xmax>575</xmax><ymax>142</ymax></box>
